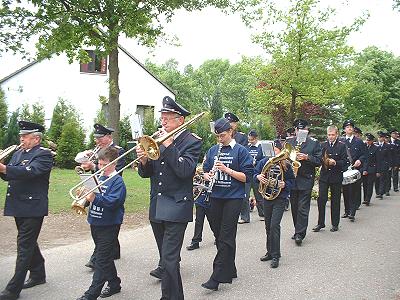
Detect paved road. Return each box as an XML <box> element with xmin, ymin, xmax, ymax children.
<box><xmin>1</xmin><ymin>194</ymin><xmax>400</xmax><ymax>300</ymax></box>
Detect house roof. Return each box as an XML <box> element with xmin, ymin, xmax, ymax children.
<box><xmin>0</xmin><ymin>45</ymin><xmax>176</xmax><ymax>96</ymax></box>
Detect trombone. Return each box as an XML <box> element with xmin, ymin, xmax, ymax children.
<box><xmin>70</xmin><ymin>112</ymin><xmax>205</xmax><ymax>214</ymax></box>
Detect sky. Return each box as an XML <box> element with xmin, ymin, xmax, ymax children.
<box><xmin>0</xmin><ymin>0</ymin><xmax>399</xmax><ymax>78</ymax></box>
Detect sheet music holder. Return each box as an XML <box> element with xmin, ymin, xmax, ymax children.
<box><xmin>296</xmin><ymin>129</ymin><xmax>308</xmax><ymax>144</ymax></box>
<box><xmin>210</xmin><ymin>121</ymin><xmax>215</xmax><ymax>133</ymax></box>
<box><xmin>79</xmin><ymin>174</ymin><xmax>102</xmax><ymax>194</ymax></box>
<box><xmin>130</xmin><ymin>113</ymin><xmax>143</xmax><ymax>140</ymax></box>
<box><xmin>260</xmin><ymin>140</ymin><xmax>275</xmax><ymax>157</ymax></box>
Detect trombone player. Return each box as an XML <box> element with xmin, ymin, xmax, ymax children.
<box><xmin>0</xmin><ymin>121</ymin><xmax>53</xmax><ymax>300</ymax></box>
<box><xmin>313</xmin><ymin>125</ymin><xmax>347</xmax><ymax>233</ymax></box>
<box><xmin>136</xmin><ymin>96</ymin><xmax>202</xmax><ymax>300</ymax></box>
<box><xmin>81</xmin><ymin>124</ymin><xmax>125</xmax><ymax>269</ymax></box>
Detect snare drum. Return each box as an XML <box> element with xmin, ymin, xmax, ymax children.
<box><xmin>342</xmin><ymin>169</ymin><xmax>361</xmax><ymax>185</ymax></box>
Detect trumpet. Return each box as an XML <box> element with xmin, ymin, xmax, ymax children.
<box><xmin>74</xmin><ymin>145</ymin><xmax>101</xmax><ymax>175</ymax></box>
<box><xmin>70</xmin><ymin>112</ymin><xmax>205</xmax><ymax>214</ymax></box>
<box><xmin>0</xmin><ymin>144</ymin><xmax>23</xmax><ymax>162</ymax></box>
<box><xmin>284</xmin><ymin>143</ymin><xmax>301</xmax><ymax>176</ymax></box>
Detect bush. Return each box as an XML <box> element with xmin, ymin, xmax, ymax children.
<box><xmin>2</xmin><ymin>109</ymin><xmax>19</xmax><ymax>148</ymax></box>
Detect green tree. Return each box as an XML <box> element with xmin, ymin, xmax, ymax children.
<box><xmin>210</xmin><ymin>86</ymin><xmax>223</xmax><ymax>121</ymax></box>
<box><xmin>48</xmin><ymin>98</ymin><xmax>79</xmax><ymax>145</ymax></box>
<box><xmin>56</xmin><ymin>119</ymin><xmax>85</xmax><ymax>169</ymax></box>
<box><xmin>2</xmin><ymin>110</ymin><xmax>20</xmax><ymax>148</ymax></box>
<box><xmin>0</xmin><ymin>1</ymin><xmax>232</xmax><ymax>143</ymax></box>
<box><xmin>240</xmin><ymin>0</ymin><xmax>366</xmax><ymax>129</ymax></box>
<box><xmin>0</xmin><ymin>88</ymin><xmax>7</xmax><ymax>146</ymax></box>
<box><xmin>18</xmin><ymin>102</ymin><xmax>46</xmax><ymax>127</ymax></box>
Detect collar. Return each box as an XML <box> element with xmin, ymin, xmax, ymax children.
<box><xmin>225</xmin><ymin>139</ymin><xmax>236</xmax><ymax>149</ymax></box>
<box><xmin>248</xmin><ymin>141</ymin><xmax>261</xmax><ymax>147</ymax></box>
<box><xmin>102</xmin><ymin>170</ymin><xmax>118</xmax><ymax>178</ymax></box>
<box><xmin>346</xmin><ymin>135</ymin><xmax>354</xmax><ymax>142</ymax></box>
<box><xmin>174</xmin><ymin>130</ymin><xmax>184</xmax><ymax>140</ymax></box>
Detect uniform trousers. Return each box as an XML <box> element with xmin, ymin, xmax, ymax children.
<box><xmin>251</xmin><ymin>178</ymin><xmax>264</xmax><ymax>217</ymax></box>
<box><xmin>362</xmin><ymin>174</ymin><xmax>375</xmax><ymax>203</ymax></box>
<box><xmin>151</xmin><ymin>221</ymin><xmax>187</xmax><ymax>300</ymax></box>
<box><xmin>239</xmin><ymin>183</ymin><xmax>251</xmax><ymax>222</ymax></box>
<box><xmin>263</xmin><ymin>197</ymin><xmax>285</xmax><ymax>258</ymax></box>
<box><xmin>191</xmin><ymin>205</ymin><xmax>211</xmax><ymax>244</ymax></box>
<box><xmin>385</xmin><ymin>170</ymin><xmax>391</xmax><ymax>193</ymax></box>
<box><xmin>6</xmin><ymin>217</ymin><xmax>45</xmax><ymax>296</ymax></box>
<box><xmin>392</xmin><ymin>167</ymin><xmax>399</xmax><ymax>191</ymax></box>
<box><xmin>290</xmin><ymin>189</ymin><xmax>312</xmax><ymax>239</ymax></box>
<box><xmin>88</xmin><ymin>225</ymin><xmax>121</xmax><ymax>264</ymax></box>
<box><xmin>343</xmin><ymin>179</ymin><xmax>361</xmax><ymax>216</ymax></box>
<box><xmin>84</xmin><ymin>225</ymin><xmax>121</xmax><ymax>300</ymax></box>
<box><xmin>317</xmin><ymin>181</ymin><xmax>341</xmax><ymax>227</ymax></box>
<box><xmin>375</xmin><ymin>172</ymin><xmax>388</xmax><ymax>196</ymax></box>
<box><xmin>209</xmin><ymin>198</ymin><xmax>242</xmax><ymax>283</ymax></box>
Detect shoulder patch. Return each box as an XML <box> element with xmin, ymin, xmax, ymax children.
<box><xmin>191</xmin><ymin>133</ymin><xmax>202</xmax><ymax>140</ymax></box>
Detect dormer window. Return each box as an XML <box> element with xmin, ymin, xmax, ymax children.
<box><xmin>80</xmin><ymin>50</ymin><xmax>107</xmax><ymax>74</ymax></box>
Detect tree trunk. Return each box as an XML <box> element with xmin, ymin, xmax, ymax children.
<box><xmin>289</xmin><ymin>88</ymin><xmax>297</xmax><ymax>124</ymax></box>
<box><xmin>108</xmin><ymin>38</ymin><xmax>120</xmax><ymax>144</ymax></box>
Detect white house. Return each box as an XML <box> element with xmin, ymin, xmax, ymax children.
<box><xmin>0</xmin><ymin>44</ymin><xmax>175</xmax><ymax>135</ymax></box>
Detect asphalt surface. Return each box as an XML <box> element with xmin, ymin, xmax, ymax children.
<box><xmin>1</xmin><ymin>193</ymin><xmax>400</xmax><ymax>300</ymax></box>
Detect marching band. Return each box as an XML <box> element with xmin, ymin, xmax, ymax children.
<box><xmin>0</xmin><ymin>97</ymin><xmax>399</xmax><ymax>300</ymax></box>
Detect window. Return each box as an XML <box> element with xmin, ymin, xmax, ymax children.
<box><xmin>80</xmin><ymin>50</ymin><xmax>107</xmax><ymax>74</ymax></box>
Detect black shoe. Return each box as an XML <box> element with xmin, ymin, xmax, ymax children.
<box><xmin>100</xmin><ymin>286</ymin><xmax>121</xmax><ymax>298</ymax></box>
<box><xmin>270</xmin><ymin>258</ymin><xmax>279</xmax><ymax>268</ymax></box>
<box><xmin>150</xmin><ymin>266</ymin><xmax>163</xmax><ymax>280</ymax></box>
<box><xmin>385</xmin><ymin>192</ymin><xmax>390</xmax><ymax>196</ymax></box>
<box><xmin>0</xmin><ymin>290</ymin><xmax>19</xmax><ymax>300</ymax></box>
<box><xmin>291</xmin><ymin>234</ymin><xmax>295</xmax><ymax>240</ymax></box>
<box><xmin>76</xmin><ymin>296</ymin><xmax>89</xmax><ymax>300</ymax></box>
<box><xmin>85</xmin><ymin>260</ymin><xmax>95</xmax><ymax>269</ymax></box>
<box><xmin>394</xmin><ymin>189</ymin><xmax>399</xmax><ymax>192</ymax></box>
<box><xmin>186</xmin><ymin>242</ymin><xmax>199</xmax><ymax>251</ymax></box>
<box><xmin>341</xmin><ymin>213</ymin><xmax>349</xmax><ymax>218</ymax></box>
<box><xmin>330</xmin><ymin>226</ymin><xmax>338</xmax><ymax>232</ymax></box>
<box><xmin>349</xmin><ymin>215</ymin><xmax>355</xmax><ymax>222</ymax></box>
<box><xmin>201</xmin><ymin>278</ymin><xmax>219</xmax><ymax>291</ymax></box>
<box><xmin>312</xmin><ymin>224</ymin><xmax>325</xmax><ymax>232</ymax></box>
<box><xmin>22</xmin><ymin>278</ymin><xmax>46</xmax><ymax>289</ymax></box>
<box><xmin>260</xmin><ymin>254</ymin><xmax>272</xmax><ymax>262</ymax></box>
<box><xmin>365</xmin><ymin>202</ymin><xmax>370</xmax><ymax>206</ymax></box>
<box><xmin>376</xmin><ymin>195</ymin><xmax>383</xmax><ymax>199</ymax></box>
<box><xmin>295</xmin><ymin>235</ymin><xmax>303</xmax><ymax>246</ymax></box>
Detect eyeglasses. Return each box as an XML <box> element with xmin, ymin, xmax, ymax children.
<box><xmin>160</xmin><ymin>116</ymin><xmax>180</xmax><ymax>122</ymax></box>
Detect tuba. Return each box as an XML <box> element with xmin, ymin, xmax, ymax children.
<box><xmin>284</xmin><ymin>143</ymin><xmax>301</xmax><ymax>176</ymax></box>
<box><xmin>258</xmin><ymin>148</ymin><xmax>290</xmax><ymax>200</ymax></box>
<box><xmin>0</xmin><ymin>144</ymin><xmax>23</xmax><ymax>162</ymax></box>
<box><xmin>70</xmin><ymin>112</ymin><xmax>205</xmax><ymax>214</ymax></box>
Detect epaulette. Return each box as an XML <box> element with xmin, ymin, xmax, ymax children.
<box><xmin>310</xmin><ymin>137</ymin><xmax>317</xmax><ymax>141</ymax></box>
<box><xmin>191</xmin><ymin>133</ymin><xmax>202</xmax><ymax>140</ymax></box>
<box><xmin>40</xmin><ymin>147</ymin><xmax>51</xmax><ymax>152</ymax></box>
<box><xmin>113</xmin><ymin>145</ymin><xmax>122</xmax><ymax>149</ymax></box>
<box><xmin>239</xmin><ymin>132</ymin><xmax>245</xmax><ymax>135</ymax></box>
<box><xmin>338</xmin><ymin>141</ymin><xmax>345</xmax><ymax>144</ymax></box>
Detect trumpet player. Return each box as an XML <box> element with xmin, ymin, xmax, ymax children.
<box><xmin>361</xmin><ymin>133</ymin><xmax>378</xmax><ymax>206</ymax></box>
<box><xmin>76</xmin><ymin>147</ymin><xmax>126</xmax><ymax>300</ymax></box>
<box><xmin>255</xmin><ymin>143</ymin><xmax>295</xmax><ymax>269</ymax></box>
<box><xmin>0</xmin><ymin>121</ymin><xmax>53</xmax><ymax>300</ymax></box>
<box><xmin>286</xmin><ymin>119</ymin><xmax>322</xmax><ymax>246</ymax></box>
<box><xmin>83</xmin><ymin>124</ymin><xmax>125</xmax><ymax>269</ymax></box>
<box><xmin>137</xmin><ymin>96</ymin><xmax>202</xmax><ymax>300</ymax></box>
<box><xmin>313</xmin><ymin>126</ymin><xmax>347</xmax><ymax>233</ymax></box>
<box><xmin>201</xmin><ymin>117</ymin><xmax>254</xmax><ymax>291</ymax></box>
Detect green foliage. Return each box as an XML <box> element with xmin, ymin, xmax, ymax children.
<box><xmin>2</xmin><ymin>110</ymin><xmax>19</xmax><ymax>148</ymax></box>
<box><xmin>210</xmin><ymin>87</ymin><xmax>223</xmax><ymax>121</ymax></box>
<box><xmin>0</xmin><ymin>88</ymin><xmax>7</xmax><ymax>146</ymax></box>
<box><xmin>142</xmin><ymin>106</ymin><xmax>158</xmax><ymax>136</ymax></box>
<box><xmin>48</xmin><ymin>98</ymin><xmax>81</xmax><ymax>146</ymax></box>
<box><xmin>239</xmin><ymin>0</ymin><xmax>366</xmax><ymax>128</ymax></box>
<box><xmin>18</xmin><ymin>102</ymin><xmax>46</xmax><ymax>127</ymax></box>
<box><xmin>55</xmin><ymin>119</ymin><xmax>85</xmax><ymax>169</ymax></box>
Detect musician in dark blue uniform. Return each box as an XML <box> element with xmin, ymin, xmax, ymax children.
<box><xmin>0</xmin><ymin>121</ymin><xmax>53</xmax><ymax>300</ymax></box>
<box><xmin>340</xmin><ymin>119</ymin><xmax>366</xmax><ymax>221</ymax></box>
<box><xmin>286</xmin><ymin>119</ymin><xmax>322</xmax><ymax>246</ymax></box>
<box><xmin>313</xmin><ymin>125</ymin><xmax>347</xmax><ymax>233</ymax></box>
<box><xmin>76</xmin><ymin>147</ymin><xmax>126</xmax><ymax>300</ymax></box>
<box><xmin>201</xmin><ymin>118</ymin><xmax>253</xmax><ymax>291</ymax></box>
<box><xmin>82</xmin><ymin>124</ymin><xmax>125</xmax><ymax>269</ymax></box>
<box><xmin>137</xmin><ymin>96</ymin><xmax>202</xmax><ymax>300</ymax></box>
<box><xmin>375</xmin><ymin>131</ymin><xmax>392</xmax><ymax>199</ymax></box>
<box><xmin>389</xmin><ymin>129</ymin><xmax>399</xmax><ymax>192</ymax></box>
<box><xmin>245</xmin><ymin>130</ymin><xmax>264</xmax><ymax>220</ymax></box>
<box><xmin>224</xmin><ymin>112</ymin><xmax>247</xmax><ymax>147</ymax></box>
<box><xmin>255</xmin><ymin>144</ymin><xmax>295</xmax><ymax>268</ymax></box>
<box><xmin>361</xmin><ymin>133</ymin><xmax>378</xmax><ymax>206</ymax></box>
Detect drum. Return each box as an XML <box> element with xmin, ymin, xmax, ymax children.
<box><xmin>342</xmin><ymin>169</ymin><xmax>361</xmax><ymax>185</ymax></box>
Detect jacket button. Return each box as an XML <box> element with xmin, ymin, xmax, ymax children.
<box><xmin>158</xmin><ymin>193</ymin><xmax>161</xmax><ymax>196</ymax></box>
<box><xmin>161</xmin><ymin>162</ymin><xmax>165</xmax><ymax>165</ymax></box>
<box><xmin>184</xmin><ymin>196</ymin><xmax>187</xmax><ymax>200</ymax></box>
<box><xmin>159</xmin><ymin>182</ymin><xmax>162</xmax><ymax>186</ymax></box>
<box><xmin>6</xmin><ymin>193</ymin><xmax>10</xmax><ymax>196</ymax></box>
<box><xmin>8</xmin><ymin>185</ymin><xmax>10</xmax><ymax>188</ymax></box>
<box><xmin>29</xmin><ymin>196</ymin><xmax>32</xmax><ymax>199</ymax></box>
<box><xmin>159</xmin><ymin>172</ymin><xmax>163</xmax><ymax>176</ymax></box>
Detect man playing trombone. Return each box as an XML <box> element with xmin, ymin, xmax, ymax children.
<box><xmin>137</xmin><ymin>96</ymin><xmax>202</xmax><ymax>300</ymax></box>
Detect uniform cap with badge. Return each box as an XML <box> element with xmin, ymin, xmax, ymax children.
<box><xmin>18</xmin><ymin>120</ymin><xmax>45</xmax><ymax>135</ymax></box>
<box><xmin>365</xmin><ymin>133</ymin><xmax>375</xmax><ymax>141</ymax></box>
<box><xmin>342</xmin><ymin>119</ymin><xmax>355</xmax><ymax>129</ymax></box>
<box><xmin>354</xmin><ymin>127</ymin><xmax>362</xmax><ymax>135</ymax></box>
<box><xmin>214</xmin><ymin>118</ymin><xmax>231</xmax><ymax>134</ymax></box>
<box><xmin>93</xmin><ymin>123</ymin><xmax>114</xmax><ymax>138</ymax></box>
<box><xmin>224</xmin><ymin>112</ymin><xmax>240</xmax><ymax>123</ymax></box>
<box><xmin>293</xmin><ymin>119</ymin><xmax>309</xmax><ymax>129</ymax></box>
<box><xmin>248</xmin><ymin>129</ymin><xmax>258</xmax><ymax>138</ymax></box>
<box><xmin>160</xmin><ymin>96</ymin><xmax>191</xmax><ymax>117</ymax></box>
